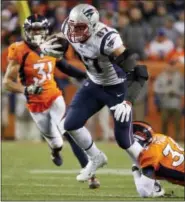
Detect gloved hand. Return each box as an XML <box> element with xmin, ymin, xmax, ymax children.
<box><xmin>132</xmin><ymin>165</ymin><xmax>165</xmax><ymax>198</ymax></box>
<box><xmin>110</xmin><ymin>101</ymin><xmax>132</xmax><ymax>122</ymax></box>
<box><xmin>40</xmin><ymin>37</ymin><xmax>64</xmax><ymax>58</ymax></box>
<box><xmin>24</xmin><ymin>84</ymin><xmax>43</xmax><ymax>95</ymax></box>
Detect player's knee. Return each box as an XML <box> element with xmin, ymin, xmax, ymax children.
<box><xmin>114</xmin><ymin>131</ymin><xmax>133</xmax><ymax>150</ymax></box>
<box><xmin>116</xmin><ymin>139</ymin><xmax>128</xmax><ymax>150</ymax></box>
<box><xmin>50</xmin><ymin>137</ymin><xmax>63</xmax><ymax>149</ymax></box>
<box><xmin>64</xmin><ymin>119</ymin><xmax>83</xmax><ymax>131</ymax></box>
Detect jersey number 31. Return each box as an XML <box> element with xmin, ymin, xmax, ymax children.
<box><xmin>33</xmin><ymin>61</ymin><xmax>52</xmax><ymax>85</ymax></box>
<box><xmin>163</xmin><ymin>143</ymin><xmax>184</xmax><ymax>167</ymax></box>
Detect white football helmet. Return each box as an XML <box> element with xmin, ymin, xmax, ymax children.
<box><xmin>67</xmin><ymin>4</ymin><xmax>99</xmax><ymax>43</ymax></box>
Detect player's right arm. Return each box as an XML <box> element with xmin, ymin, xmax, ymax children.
<box><xmin>132</xmin><ymin>165</ymin><xmax>165</xmax><ymax>197</ymax></box>
<box><xmin>3</xmin><ymin>59</ymin><xmax>25</xmax><ymax>93</ymax></box>
<box><xmin>3</xmin><ymin>43</ymin><xmax>42</xmax><ymax>95</ymax></box>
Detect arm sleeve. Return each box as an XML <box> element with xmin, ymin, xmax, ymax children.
<box><xmin>101</xmin><ymin>32</ymin><xmax>123</xmax><ymax>56</ymax></box>
<box><xmin>125</xmin><ymin>65</ymin><xmax>148</xmax><ymax>104</ymax></box>
<box><xmin>8</xmin><ymin>43</ymin><xmax>18</xmax><ymax>62</ymax></box>
<box><xmin>56</xmin><ymin>59</ymin><xmax>86</xmax><ymax>79</ymax></box>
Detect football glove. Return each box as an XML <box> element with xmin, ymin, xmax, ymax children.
<box><xmin>110</xmin><ymin>101</ymin><xmax>132</xmax><ymax>122</ymax></box>
<box><xmin>132</xmin><ymin>165</ymin><xmax>165</xmax><ymax>198</ymax></box>
<box><xmin>24</xmin><ymin>84</ymin><xmax>43</xmax><ymax>95</ymax></box>
<box><xmin>40</xmin><ymin>37</ymin><xmax>64</xmax><ymax>58</ymax></box>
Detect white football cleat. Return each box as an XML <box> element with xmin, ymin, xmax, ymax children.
<box><xmin>76</xmin><ymin>152</ymin><xmax>107</xmax><ymax>182</ymax></box>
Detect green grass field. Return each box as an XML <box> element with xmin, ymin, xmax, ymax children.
<box><xmin>1</xmin><ymin>141</ymin><xmax>184</xmax><ymax>201</ymax></box>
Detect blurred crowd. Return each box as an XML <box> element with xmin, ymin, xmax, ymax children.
<box><xmin>2</xmin><ymin>0</ymin><xmax>184</xmax><ymax>62</ymax></box>
<box><xmin>1</xmin><ymin>0</ymin><xmax>184</xmax><ymax>141</ymax></box>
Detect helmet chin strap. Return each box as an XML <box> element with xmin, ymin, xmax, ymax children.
<box><xmin>31</xmin><ymin>35</ymin><xmax>44</xmax><ymax>46</ymax></box>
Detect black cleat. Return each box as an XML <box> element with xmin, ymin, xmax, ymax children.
<box><xmin>88</xmin><ymin>175</ymin><xmax>100</xmax><ymax>189</ymax></box>
<box><xmin>51</xmin><ymin>147</ymin><xmax>63</xmax><ymax>166</ymax></box>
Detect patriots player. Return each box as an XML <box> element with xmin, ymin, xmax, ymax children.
<box><xmin>40</xmin><ymin>4</ymin><xmax>148</xmax><ymax>181</ymax></box>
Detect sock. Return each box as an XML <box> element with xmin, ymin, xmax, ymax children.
<box><xmin>85</xmin><ymin>142</ymin><xmax>101</xmax><ymax>157</ymax></box>
<box><xmin>126</xmin><ymin>141</ymin><xmax>143</xmax><ymax>166</ymax></box>
<box><xmin>69</xmin><ymin>127</ymin><xmax>100</xmax><ymax>157</ymax></box>
<box><xmin>64</xmin><ymin>132</ymin><xmax>88</xmax><ymax>168</ymax></box>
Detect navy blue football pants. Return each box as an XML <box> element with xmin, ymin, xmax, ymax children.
<box><xmin>64</xmin><ymin>79</ymin><xmax>134</xmax><ymax>150</ymax></box>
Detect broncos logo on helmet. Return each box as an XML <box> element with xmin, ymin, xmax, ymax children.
<box><xmin>133</xmin><ymin>121</ymin><xmax>154</xmax><ymax>147</ymax></box>
<box><xmin>23</xmin><ymin>14</ymin><xmax>50</xmax><ymax>46</ymax></box>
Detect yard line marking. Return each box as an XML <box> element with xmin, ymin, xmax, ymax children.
<box><xmin>29</xmin><ymin>168</ymin><xmax>132</xmax><ymax>175</ymax></box>
<box><xmin>2</xmin><ymin>183</ymin><xmax>132</xmax><ymax>189</ymax></box>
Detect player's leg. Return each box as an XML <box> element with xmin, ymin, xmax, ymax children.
<box><xmin>64</xmin><ymin>132</ymin><xmax>88</xmax><ymax>168</ymax></box>
<box><xmin>58</xmin><ymin>80</ymin><xmax>107</xmax><ymax>180</ymax></box>
<box><xmin>113</xmin><ymin>113</ymin><xmax>143</xmax><ymax>165</ymax></box>
<box><xmin>104</xmin><ymin>82</ymin><xmax>143</xmax><ymax>165</ymax></box>
<box><xmin>63</xmin><ymin>132</ymin><xmax>100</xmax><ymax>189</ymax></box>
<box><xmin>30</xmin><ymin>109</ymin><xmax>63</xmax><ymax>166</ymax></box>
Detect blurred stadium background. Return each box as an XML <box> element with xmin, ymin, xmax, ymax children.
<box><xmin>1</xmin><ymin>0</ymin><xmax>184</xmax><ymax>201</ymax></box>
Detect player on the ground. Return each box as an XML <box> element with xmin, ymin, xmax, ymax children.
<box><xmin>132</xmin><ymin>121</ymin><xmax>184</xmax><ymax>197</ymax></box>
<box><xmin>3</xmin><ymin>14</ymin><xmax>102</xmax><ymax>189</ymax></box>
<box><xmin>40</xmin><ymin>4</ymin><xmax>148</xmax><ymax>181</ymax></box>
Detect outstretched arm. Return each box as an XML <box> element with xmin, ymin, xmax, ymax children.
<box><xmin>56</xmin><ymin>59</ymin><xmax>86</xmax><ymax>79</ymax></box>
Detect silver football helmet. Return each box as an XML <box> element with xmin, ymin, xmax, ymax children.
<box><xmin>67</xmin><ymin>4</ymin><xmax>99</xmax><ymax>43</ymax></box>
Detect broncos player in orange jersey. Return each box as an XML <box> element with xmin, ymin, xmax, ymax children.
<box><xmin>131</xmin><ymin>121</ymin><xmax>184</xmax><ymax>197</ymax></box>
<box><xmin>3</xmin><ymin>14</ymin><xmax>102</xmax><ymax>189</ymax></box>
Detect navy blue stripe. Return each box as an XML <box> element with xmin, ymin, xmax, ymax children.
<box><xmin>61</xmin><ymin>17</ymin><xmax>69</xmax><ymax>33</ymax></box>
<box><xmin>19</xmin><ymin>52</ymin><xmax>29</xmax><ymax>85</ymax></box>
<box><xmin>19</xmin><ymin>52</ymin><xmax>29</xmax><ymax>101</ymax></box>
<box><xmin>100</xmin><ymin>31</ymin><xmax>117</xmax><ymax>56</ymax></box>
<box><xmin>156</xmin><ymin>164</ymin><xmax>184</xmax><ymax>182</ymax></box>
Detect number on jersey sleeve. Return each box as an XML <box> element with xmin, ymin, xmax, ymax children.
<box><xmin>163</xmin><ymin>144</ymin><xmax>184</xmax><ymax>167</ymax></box>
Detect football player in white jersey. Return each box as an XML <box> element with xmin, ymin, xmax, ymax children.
<box><xmin>40</xmin><ymin>4</ymin><xmax>149</xmax><ymax>182</ymax></box>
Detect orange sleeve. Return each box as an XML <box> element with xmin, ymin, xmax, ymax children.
<box><xmin>7</xmin><ymin>43</ymin><xmax>18</xmax><ymax>62</ymax></box>
<box><xmin>139</xmin><ymin>145</ymin><xmax>162</xmax><ymax>170</ymax></box>
<box><xmin>1</xmin><ymin>47</ymin><xmax>9</xmax><ymax>73</ymax></box>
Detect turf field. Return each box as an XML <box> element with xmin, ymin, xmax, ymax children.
<box><xmin>1</xmin><ymin>141</ymin><xmax>184</xmax><ymax>201</ymax></box>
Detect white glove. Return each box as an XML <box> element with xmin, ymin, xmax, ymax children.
<box><xmin>24</xmin><ymin>84</ymin><xmax>42</xmax><ymax>95</ymax></box>
<box><xmin>40</xmin><ymin>37</ymin><xmax>63</xmax><ymax>58</ymax></box>
<box><xmin>132</xmin><ymin>165</ymin><xmax>165</xmax><ymax>198</ymax></box>
<box><xmin>110</xmin><ymin>101</ymin><xmax>132</xmax><ymax>122</ymax></box>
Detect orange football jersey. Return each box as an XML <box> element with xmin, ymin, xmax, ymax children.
<box><xmin>8</xmin><ymin>41</ymin><xmax>62</xmax><ymax>112</ymax></box>
<box><xmin>139</xmin><ymin>133</ymin><xmax>184</xmax><ymax>186</ymax></box>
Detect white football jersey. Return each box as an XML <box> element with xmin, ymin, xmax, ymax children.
<box><xmin>61</xmin><ymin>19</ymin><xmax>126</xmax><ymax>86</ymax></box>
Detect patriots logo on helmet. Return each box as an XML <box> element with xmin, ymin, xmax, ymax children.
<box><xmin>83</xmin><ymin>8</ymin><xmax>94</xmax><ymax>20</ymax></box>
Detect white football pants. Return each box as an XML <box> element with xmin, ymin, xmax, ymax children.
<box><xmin>30</xmin><ymin>96</ymin><xmax>66</xmax><ymax>149</ymax></box>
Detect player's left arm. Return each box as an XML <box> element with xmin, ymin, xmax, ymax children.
<box><xmin>108</xmin><ymin>33</ymin><xmax>148</xmax><ymax>122</ymax></box>
<box><xmin>112</xmin><ymin>45</ymin><xmax>149</xmax><ymax>105</ymax></box>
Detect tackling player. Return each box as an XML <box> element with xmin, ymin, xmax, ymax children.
<box><xmin>40</xmin><ymin>4</ymin><xmax>148</xmax><ymax>181</ymax></box>
<box><xmin>3</xmin><ymin>14</ymin><xmax>102</xmax><ymax>189</ymax></box>
<box><xmin>132</xmin><ymin>121</ymin><xmax>184</xmax><ymax>197</ymax></box>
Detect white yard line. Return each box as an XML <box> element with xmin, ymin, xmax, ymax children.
<box><xmin>29</xmin><ymin>168</ymin><xmax>132</xmax><ymax>175</ymax></box>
